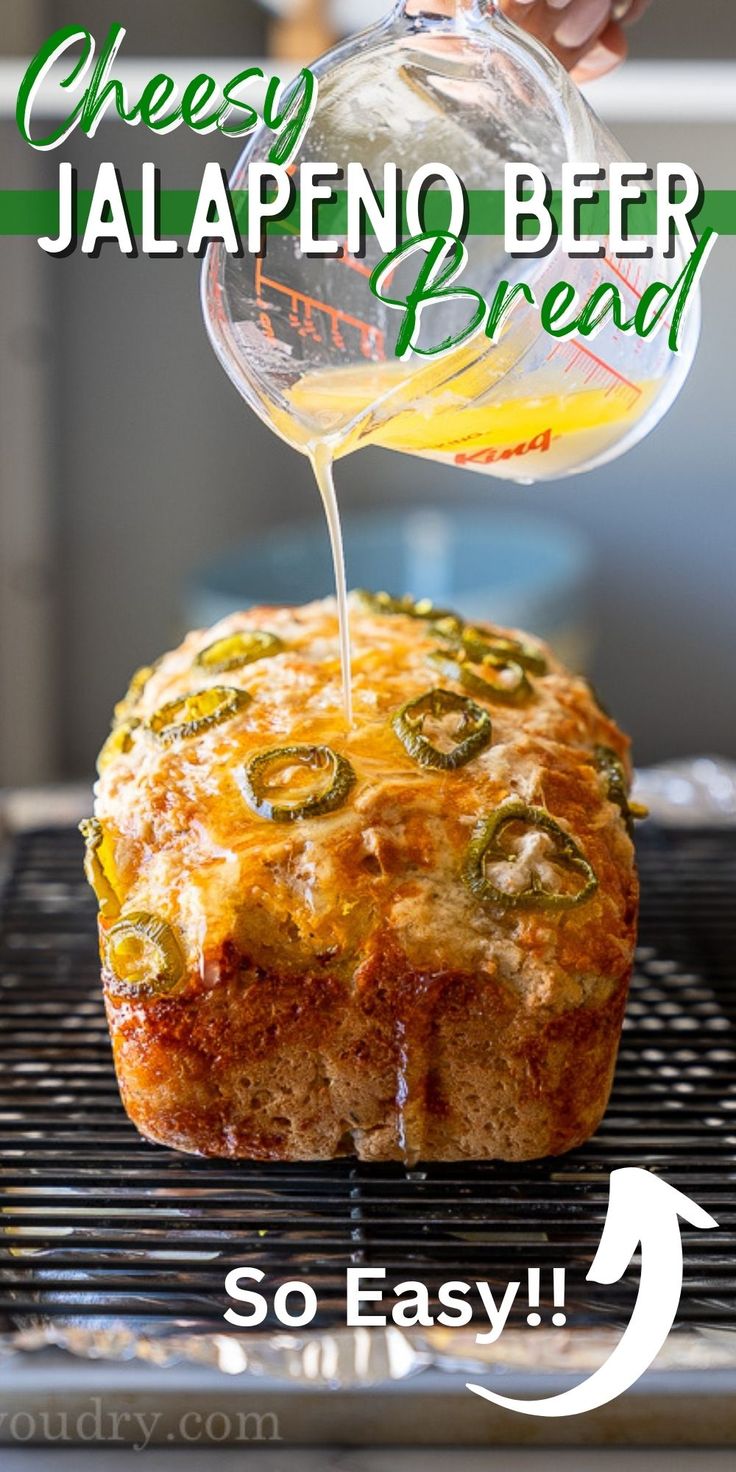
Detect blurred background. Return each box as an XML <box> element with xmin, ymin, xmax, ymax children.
<box><xmin>0</xmin><ymin>0</ymin><xmax>734</xmax><ymax>785</ymax></box>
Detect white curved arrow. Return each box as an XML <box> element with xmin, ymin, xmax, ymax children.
<box><xmin>467</xmin><ymin>1167</ymin><xmax>718</xmax><ymax>1418</ymax></box>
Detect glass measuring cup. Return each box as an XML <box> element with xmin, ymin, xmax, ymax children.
<box><xmin>203</xmin><ymin>0</ymin><xmax>700</xmax><ymax>483</ymax></box>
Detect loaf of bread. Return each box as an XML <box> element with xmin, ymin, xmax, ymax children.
<box><xmin>82</xmin><ymin>594</ymin><xmax>638</xmax><ymax>1162</ymax></box>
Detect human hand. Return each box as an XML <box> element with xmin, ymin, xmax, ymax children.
<box><xmin>500</xmin><ymin>0</ymin><xmax>653</xmax><ymax>80</ymax></box>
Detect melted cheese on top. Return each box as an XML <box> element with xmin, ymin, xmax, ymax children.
<box><xmin>92</xmin><ymin>596</ymin><xmax>637</xmax><ymax>1008</ymax></box>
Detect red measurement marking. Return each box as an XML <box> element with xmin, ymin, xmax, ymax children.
<box><xmin>339</xmin><ymin>250</ymin><xmax>372</xmax><ymax>279</ymax></box>
<box><xmin>604</xmin><ymin>250</ymin><xmax>645</xmax><ymax>302</ymax></box>
<box><xmin>302</xmin><ymin>302</ymin><xmax>322</xmax><ymax>343</ymax></box>
<box><xmin>604</xmin><ymin>242</ymin><xmax>674</xmax><ymax>336</ymax></box>
<box><xmin>254</xmin><ymin>256</ymin><xmax>385</xmax><ymax>357</ymax></box>
<box><xmin>338</xmin><ymin>244</ymin><xmax>397</xmax><ymax>293</ymax></box>
<box><xmin>548</xmin><ymin>340</ymin><xmax>642</xmax><ymax>408</ymax></box>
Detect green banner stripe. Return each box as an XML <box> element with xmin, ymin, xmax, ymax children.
<box><xmin>0</xmin><ymin>188</ymin><xmax>734</xmax><ymax>237</ymax></box>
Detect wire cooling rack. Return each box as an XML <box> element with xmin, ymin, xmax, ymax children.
<box><xmin>0</xmin><ymin>825</ymin><xmax>734</xmax><ymax>1350</ymax></box>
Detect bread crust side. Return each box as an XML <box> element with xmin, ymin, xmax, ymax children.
<box><xmin>104</xmin><ymin>944</ymin><xmax>634</xmax><ymax>1163</ymax></box>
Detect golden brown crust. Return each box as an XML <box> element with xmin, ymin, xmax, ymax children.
<box><xmin>89</xmin><ymin>596</ymin><xmax>638</xmax><ymax>1162</ymax></box>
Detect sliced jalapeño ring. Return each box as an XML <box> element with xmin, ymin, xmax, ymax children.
<box><xmin>393</xmin><ymin>688</ymin><xmax>492</xmax><ymax>771</ymax></box>
<box><xmin>79</xmin><ymin>817</ymin><xmax>121</xmax><ymax>918</ymax></box>
<box><xmin>97</xmin><ymin>718</ymin><xmax>140</xmax><ymax>774</ymax></box>
<box><xmin>355</xmin><ymin>589</ymin><xmax>456</xmax><ymax>622</ymax></box>
<box><xmin>241</xmin><ymin>743</ymin><xmax>356</xmax><ymax>822</ymax></box>
<box><xmin>432</xmin><ymin>615</ymin><xmax>548</xmax><ymax>676</ymax></box>
<box><xmin>113</xmin><ymin>659</ymin><xmax>160</xmax><ymax>725</ymax></box>
<box><xmin>466</xmin><ymin>632</ymin><xmax>547</xmax><ymax>677</ymax></box>
<box><xmin>146</xmin><ymin>686</ymin><xmax>251</xmax><ymax>743</ymax></box>
<box><xmin>594</xmin><ymin>744</ymin><xmax>648</xmax><ymax>835</ymax></box>
<box><xmin>463</xmin><ymin>800</ymin><xmax>598</xmax><ymax>911</ymax></box>
<box><xmin>428</xmin><ymin>649</ymin><xmax>532</xmax><ymax>707</ymax></box>
<box><xmin>196</xmin><ymin>628</ymin><xmax>284</xmax><ymax>674</ymax></box>
<box><xmin>105</xmin><ymin>912</ymin><xmax>185</xmax><ymax>997</ymax></box>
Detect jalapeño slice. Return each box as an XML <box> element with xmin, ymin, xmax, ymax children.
<box><xmin>97</xmin><ymin>719</ymin><xmax>140</xmax><ymax>774</ymax></box>
<box><xmin>241</xmin><ymin>743</ymin><xmax>356</xmax><ymax>822</ymax></box>
<box><xmin>432</xmin><ymin>615</ymin><xmax>548</xmax><ymax>676</ymax></box>
<box><xmin>114</xmin><ymin>660</ymin><xmax>160</xmax><ymax>725</ymax></box>
<box><xmin>463</xmin><ymin>800</ymin><xmax>598</xmax><ymax>911</ymax></box>
<box><xmin>196</xmin><ymin>629</ymin><xmax>284</xmax><ymax>675</ymax></box>
<box><xmin>393</xmin><ymin>688</ymin><xmax>492</xmax><ymax>771</ymax></box>
<box><xmin>428</xmin><ymin>649</ymin><xmax>532</xmax><ymax>707</ymax></box>
<box><xmin>594</xmin><ymin>744</ymin><xmax>648</xmax><ymax>835</ymax></box>
<box><xmin>105</xmin><ymin>912</ymin><xmax>185</xmax><ymax>997</ymax></box>
<box><xmin>355</xmin><ymin>589</ymin><xmax>455</xmax><ymax>622</ymax></box>
<box><xmin>79</xmin><ymin>817</ymin><xmax>121</xmax><ymax>918</ymax></box>
<box><xmin>146</xmin><ymin>686</ymin><xmax>250</xmax><ymax>743</ymax></box>
<box><xmin>468</xmin><ymin>632</ymin><xmax>547</xmax><ymax>676</ymax></box>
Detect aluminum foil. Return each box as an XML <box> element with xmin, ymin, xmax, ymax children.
<box><xmin>632</xmin><ymin>757</ymin><xmax>736</xmax><ymax>827</ymax></box>
<box><xmin>3</xmin><ymin>1321</ymin><xmax>735</xmax><ymax>1384</ymax></box>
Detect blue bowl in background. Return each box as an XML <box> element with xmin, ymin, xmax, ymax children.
<box><xmin>188</xmin><ymin>508</ymin><xmax>594</xmax><ymax>669</ymax></box>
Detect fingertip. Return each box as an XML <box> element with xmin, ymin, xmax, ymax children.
<box><xmin>572</xmin><ymin>22</ymin><xmax>628</xmax><ymax>81</ymax></box>
<box><xmin>621</xmin><ymin>0</ymin><xmax>655</xmax><ymax>24</ymax></box>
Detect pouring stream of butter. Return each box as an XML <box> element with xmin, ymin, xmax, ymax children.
<box><xmin>278</xmin><ymin>339</ymin><xmax>653</xmax><ymax>727</ymax></box>
<box><xmin>308</xmin><ymin>442</ymin><xmax>355</xmax><ymax>728</ymax></box>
